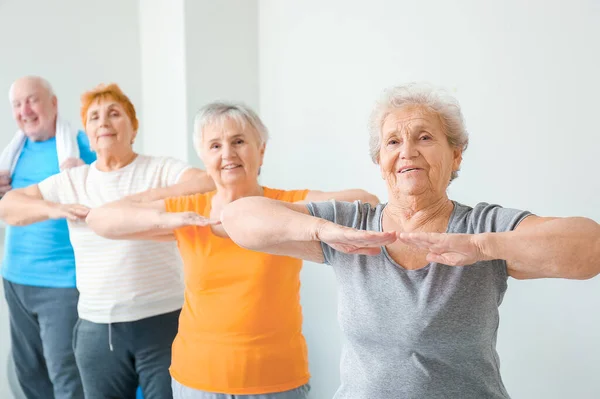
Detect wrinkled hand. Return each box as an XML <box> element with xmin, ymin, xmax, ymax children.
<box><xmin>0</xmin><ymin>171</ymin><xmax>11</xmax><ymax>196</ymax></box>
<box><xmin>397</xmin><ymin>232</ymin><xmax>492</xmax><ymax>266</ymax></box>
<box><xmin>47</xmin><ymin>204</ymin><xmax>90</xmax><ymax>221</ymax></box>
<box><xmin>60</xmin><ymin>157</ymin><xmax>85</xmax><ymax>170</ymax></box>
<box><xmin>316</xmin><ymin>222</ymin><xmax>397</xmax><ymax>255</ymax></box>
<box><xmin>164</xmin><ymin>212</ymin><xmax>221</xmax><ymax>229</ymax></box>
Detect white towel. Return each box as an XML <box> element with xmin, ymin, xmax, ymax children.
<box><xmin>0</xmin><ymin>115</ymin><xmax>80</xmax><ymax>174</ymax></box>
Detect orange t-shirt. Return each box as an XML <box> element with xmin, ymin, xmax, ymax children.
<box><xmin>165</xmin><ymin>187</ymin><xmax>310</xmax><ymax>395</ymax></box>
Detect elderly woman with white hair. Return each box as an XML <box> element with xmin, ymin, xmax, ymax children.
<box><xmin>218</xmin><ymin>83</ymin><xmax>600</xmax><ymax>399</ymax></box>
<box><xmin>85</xmin><ymin>102</ymin><xmax>379</xmax><ymax>398</ymax></box>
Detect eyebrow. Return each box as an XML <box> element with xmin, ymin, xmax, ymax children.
<box><xmin>207</xmin><ymin>134</ymin><xmax>244</xmax><ymax>144</ymax></box>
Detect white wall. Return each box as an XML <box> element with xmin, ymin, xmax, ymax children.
<box><xmin>0</xmin><ymin>0</ymin><xmax>141</xmax><ymax>396</ymax></box>
<box><xmin>259</xmin><ymin>1</ymin><xmax>600</xmax><ymax>398</ymax></box>
<box><xmin>184</xmin><ymin>0</ymin><xmax>259</xmax><ymax>167</ymax></box>
<box><xmin>138</xmin><ymin>0</ymin><xmax>188</xmax><ymax>159</ymax></box>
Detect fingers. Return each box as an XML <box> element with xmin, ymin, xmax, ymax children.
<box><xmin>343</xmin><ymin>229</ymin><xmax>397</xmax><ymax>246</ymax></box>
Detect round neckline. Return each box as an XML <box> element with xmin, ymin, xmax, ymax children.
<box><xmin>91</xmin><ymin>154</ymin><xmax>140</xmax><ymax>175</ymax></box>
<box><xmin>378</xmin><ymin>200</ymin><xmax>458</xmax><ymax>272</ymax></box>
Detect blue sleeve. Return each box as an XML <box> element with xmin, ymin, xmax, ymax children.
<box><xmin>76</xmin><ymin>131</ymin><xmax>97</xmax><ymax>165</ymax></box>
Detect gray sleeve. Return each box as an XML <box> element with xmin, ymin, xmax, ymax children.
<box><xmin>306</xmin><ymin>200</ymin><xmax>368</xmax><ymax>266</ymax></box>
<box><xmin>469</xmin><ymin>202</ymin><xmax>532</xmax><ymax>234</ymax></box>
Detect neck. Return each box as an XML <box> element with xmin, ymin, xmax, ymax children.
<box><xmin>214</xmin><ymin>180</ymin><xmax>263</xmax><ymax>204</ymax></box>
<box><xmin>385</xmin><ymin>193</ymin><xmax>454</xmax><ymax>232</ymax></box>
<box><xmin>95</xmin><ymin>149</ymin><xmax>138</xmax><ymax>171</ymax></box>
<box><xmin>28</xmin><ymin>122</ymin><xmax>57</xmax><ymax>142</ymax></box>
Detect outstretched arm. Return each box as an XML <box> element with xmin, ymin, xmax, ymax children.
<box><xmin>0</xmin><ymin>185</ymin><xmax>88</xmax><ymax>226</ymax></box>
<box><xmin>397</xmin><ymin>215</ymin><xmax>600</xmax><ymax>280</ymax></box>
<box><xmin>86</xmin><ymin>199</ymin><xmax>217</xmax><ymax>241</ymax></box>
<box><xmin>221</xmin><ymin>196</ymin><xmax>396</xmax><ymax>263</ymax></box>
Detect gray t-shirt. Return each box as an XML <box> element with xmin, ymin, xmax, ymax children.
<box><xmin>307</xmin><ymin>200</ymin><xmax>531</xmax><ymax>399</ymax></box>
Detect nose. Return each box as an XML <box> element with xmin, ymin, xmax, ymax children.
<box><xmin>221</xmin><ymin>143</ymin><xmax>235</xmax><ymax>159</ymax></box>
<box><xmin>399</xmin><ymin>139</ymin><xmax>419</xmax><ymax>159</ymax></box>
<box><xmin>97</xmin><ymin>112</ymin><xmax>110</xmax><ymax>127</ymax></box>
<box><xmin>20</xmin><ymin>102</ymin><xmax>33</xmax><ymax>116</ymax></box>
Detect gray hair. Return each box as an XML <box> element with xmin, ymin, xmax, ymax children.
<box><xmin>192</xmin><ymin>102</ymin><xmax>269</xmax><ymax>152</ymax></box>
<box><xmin>368</xmin><ymin>82</ymin><xmax>469</xmax><ymax>181</ymax></box>
<box><xmin>8</xmin><ymin>76</ymin><xmax>55</xmax><ymax>102</ymax></box>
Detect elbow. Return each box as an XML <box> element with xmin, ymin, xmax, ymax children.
<box><xmin>85</xmin><ymin>210</ymin><xmax>117</xmax><ymax>239</ymax></box>
<box><xmin>0</xmin><ymin>195</ymin><xmax>23</xmax><ymax>226</ymax></box>
<box><xmin>221</xmin><ymin>200</ymin><xmax>261</xmax><ymax>250</ymax></box>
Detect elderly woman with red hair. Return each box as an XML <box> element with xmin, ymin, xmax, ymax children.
<box><xmin>0</xmin><ymin>83</ymin><xmax>214</xmax><ymax>399</ymax></box>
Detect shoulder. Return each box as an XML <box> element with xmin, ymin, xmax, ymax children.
<box><xmin>449</xmin><ymin>201</ymin><xmax>531</xmax><ymax>234</ymax></box>
<box><xmin>307</xmin><ymin>199</ymin><xmax>382</xmax><ymax>230</ymax></box>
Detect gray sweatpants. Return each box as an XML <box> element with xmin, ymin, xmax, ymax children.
<box><xmin>73</xmin><ymin>309</ymin><xmax>180</xmax><ymax>399</ymax></box>
<box><xmin>3</xmin><ymin>279</ymin><xmax>83</xmax><ymax>399</ymax></box>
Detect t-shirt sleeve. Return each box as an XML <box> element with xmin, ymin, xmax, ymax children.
<box><xmin>37</xmin><ymin>169</ymin><xmax>75</xmax><ymax>204</ymax></box>
<box><xmin>469</xmin><ymin>203</ymin><xmax>532</xmax><ymax>233</ymax></box>
<box><xmin>158</xmin><ymin>157</ymin><xmax>192</xmax><ymax>187</ymax></box>
<box><xmin>76</xmin><ymin>131</ymin><xmax>97</xmax><ymax>165</ymax></box>
<box><xmin>306</xmin><ymin>200</ymin><xmax>370</xmax><ymax>265</ymax></box>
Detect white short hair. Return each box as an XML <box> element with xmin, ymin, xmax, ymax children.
<box><xmin>192</xmin><ymin>102</ymin><xmax>269</xmax><ymax>152</ymax></box>
<box><xmin>368</xmin><ymin>82</ymin><xmax>469</xmax><ymax>181</ymax></box>
<box><xmin>8</xmin><ymin>76</ymin><xmax>55</xmax><ymax>102</ymax></box>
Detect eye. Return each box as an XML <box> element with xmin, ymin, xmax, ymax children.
<box><xmin>89</xmin><ymin>114</ymin><xmax>99</xmax><ymax>121</ymax></box>
<box><xmin>210</xmin><ymin>143</ymin><xmax>220</xmax><ymax>149</ymax></box>
<box><xmin>234</xmin><ymin>139</ymin><xmax>244</xmax><ymax>145</ymax></box>
<box><xmin>109</xmin><ymin>111</ymin><xmax>119</xmax><ymax>117</ymax></box>
<box><xmin>386</xmin><ymin>139</ymin><xmax>400</xmax><ymax>146</ymax></box>
<box><xmin>420</xmin><ymin>135</ymin><xmax>432</xmax><ymax>141</ymax></box>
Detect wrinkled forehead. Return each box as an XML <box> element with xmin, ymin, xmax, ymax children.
<box><xmin>381</xmin><ymin>105</ymin><xmax>442</xmax><ymax>137</ymax></box>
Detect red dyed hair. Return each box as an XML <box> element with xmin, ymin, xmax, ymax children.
<box><xmin>80</xmin><ymin>83</ymin><xmax>138</xmax><ymax>131</ymax></box>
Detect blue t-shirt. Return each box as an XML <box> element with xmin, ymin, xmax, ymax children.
<box><xmin>1</xmin><ymin>131</ymin><xmax>96</xmax><ymax>287</ymax></box>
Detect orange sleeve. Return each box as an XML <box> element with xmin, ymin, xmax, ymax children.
<box><xmin>164</xmin><ymin>193</ymin><xmax>207</xmax><ymax>214</ymax></box>
<box><xmin>264</xmin><ymin>188</ymin><xmax>309</xmax><ymax>203</ymax></box>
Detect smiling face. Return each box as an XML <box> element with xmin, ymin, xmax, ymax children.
<box><xmin>379</xmin><ymin>105</ymin><xmax>462</xmax><ymax>200</ymax></box>
<box><xmin>10</xmin><ymin>77</ymin><xmax>57</xmax><ymax>141</ymax></box>
<box><xmin>199</xmin><ymin>117</ymin><xmax>265</xmax><ymax>187</ymax></box>
<box><xmin>84</xmin><ymin>98</ymin><xmax>137</xmax><ymax>154</ymax></box>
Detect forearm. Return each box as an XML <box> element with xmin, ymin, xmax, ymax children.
<box><xmin>127</xmin><ymin>173</ymin><xmax>215</xmax><ymax>203</ymax></box>
<box><xmin>86</xmin><ymin>201</ymin><xmax>168</xmax><ymax>239</ymax></box>
<box><xmin>221</xmin><ymin>197</ymin><xmax>325</xmax><ymax>251</ymax></box>
<box><xmin>482</xmin><ymin>217</ymin><xmax>600</xmax><ymax>279</ymax></box>
<box><xmin>0</xmin><ymin>191</ymin><xmax>55</xmax><ymax>226</ymax></box>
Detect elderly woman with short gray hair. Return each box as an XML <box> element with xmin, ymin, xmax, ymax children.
<box><xmin>86</xmin><ymin>102</ymin><xmax>380</xmax><ymax>398</ymax></box>
<box><xmin>220</xmin><ymin>83</ymin><xmax>600</xmax><ymax>399</ymax></box>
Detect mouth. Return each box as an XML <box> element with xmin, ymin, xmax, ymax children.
<box><xmin>22</xmin><ymin>116</ymin><xmax>39</xmax><ymax>124</ymax></box>
<box><xmin>221</xmin><ymin>164</ymin><xmax>242</xmax><ymax>171</ymax></box>
<box><xmin>398</xmin><ymin>167</ymin><xmax>423</xmax><ymax>174</ymax></box>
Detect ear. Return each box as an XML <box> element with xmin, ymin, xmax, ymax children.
<box><xmin>452</xmin><ymin>148</ymin><xmax>463</xmax><ymax>172</ymax></box>
<box><xmin>259</xmin><ymin>143</ymin><xmax>266</xmax><ymax>166</ymax></box>
<box><xmin>51</xmin><ymin>95</ymin><xmax>58</xmax><ymax>111</ymax></box>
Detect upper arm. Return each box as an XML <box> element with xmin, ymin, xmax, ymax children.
<box><xmin>175</xmin><ymin>168</ymin><xmax>215</xmax><ymax>193</ymax></box>
<box><xmin>507</xmin><ymin>215</ymin><xmax>559</xmax><ymax>279</ymax></box>
<box><xmin>271</xmin><ymin>202</ymin><xmax>328</xmax><ymax>264</ymax></box>
<box><xmin>6</xmin><ymin>184</ymin><xmax>44</xmax><ymax>200</ymax></box>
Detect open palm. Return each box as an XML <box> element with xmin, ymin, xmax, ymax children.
<box><xmin>397</xmin><ymin>232</ymin><xmax>491</xmax><ymax>266</ymax></box>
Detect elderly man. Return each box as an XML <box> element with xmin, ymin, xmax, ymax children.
<box><xmin>1</xmin><ymin>76</ymin><xmax>96</xmax><ymax>399</ymax></box>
